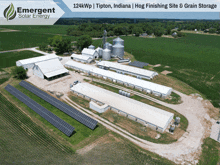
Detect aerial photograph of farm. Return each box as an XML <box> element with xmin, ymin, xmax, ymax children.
<box><xmin>1</xmin><ymin>5</ymin><xmax>220</xmax><ymax>165</ymax></box>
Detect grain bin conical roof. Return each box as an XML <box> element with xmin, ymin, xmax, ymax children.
<box><xmin>113</xmin><ymin>43</ymin><xmax>124</xmax><ymax>47</ymax></box>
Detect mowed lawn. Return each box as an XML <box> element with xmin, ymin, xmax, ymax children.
<box><xmin>0</xmin><ymin>31</ymin><xmax>77</xmax><ymax>51</ymax></box>
<box><xmin>117</xmin><ymin>34</ymin><xmax>220</xmax><ymax>107</ymax></box>
<box><xmin>0</xmin><ymin>50</ymin><xmax>42</xmax><ymax>70</ymax></box>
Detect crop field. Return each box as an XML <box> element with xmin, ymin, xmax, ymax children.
<box><xmin>121</xmin><ymin>34</ymin><xmax>220</xmax><ymax>107</ymax></box>
<box><xmin>0</xmin><ymin>25</ymin><xmax>75</xmax><ymax>35</ymax></box>
<box><xmin>0</xmin><ymin>93</ymin><xmax>75</xmax><ymax>164</ymax></box>
<box><xmin>0</xmin><ymin>32</ymin><xmax>77</xmax><ymax>51</ymax></box>
<box><xmin>93</xmin><ymin>34</ymin><xmax>220</xmax><ymax>107</ymax></box>
<box><xmin>0</xmin><ymin>51</ymin><xmax>42</xmax><ymax>71</ymax></box>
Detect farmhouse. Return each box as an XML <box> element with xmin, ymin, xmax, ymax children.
<box><xmin>16</xmin><ymin>54</ymin><xmax>59</xmax><ymax>69</ymax></box>
<box><xmin>65</xmin><ymin>60</ymin><xmax>172</xmax><ymax>98</ymax></box>
<box><xmin>71</xmin><ymin>83</ymin><xmax>174</xmax><ymax>133</ymax></box>
<box><xmin>82</xmin><ymin>48</ymin><xmax>99</xmax><ymax>59</ymax></box>
<box><xmin>33</xmin><ymin>58</ymin><xmax>68</xmax><ymax>79</ymax></box>
<box><xmin>71</xmin><ymin>54</ymin><xmax>93</xmax><ymax>63</ymax></box>
<box><xmin>96</xmin><ymin>61</ymin><xmax>158</xmax><ymax>79</ymax></box>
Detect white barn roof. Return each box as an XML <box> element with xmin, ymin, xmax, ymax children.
<box><xmin>97</xmin><ymin>61</ymin><xmax>158</xmax><ymax>79</ymax></box>
<box><xmin>17</xmin><ymin>54</ymin><xmax>58</xmax><ymax>65</ymax></box>
<box><xmin>64</xmin><ymin>61</ymin><xmax>172</xmax><ymax>96</ymax></box>
<box><xmin>65</xmin><ymin>60</ymin><xmax>96</xmax><ymax>71</ymax></box>
<box><xmin>71</xmin><ymin>54</ymin><xmax>92</xmax><ymax>61</ymax></box>
<box><xmin>71</xmin><ymin>83</ymin><xmax>174</xmax><ymax>129</ymax></box>
<box><xmin>35</xmin><ymin>59</ymin><xmax>68</xmax><ymax>78</ymax></box>
<box><xmin>82</xmin><ymin>48</ymin><xmax>97</xmax><ymax>56</ymax></box>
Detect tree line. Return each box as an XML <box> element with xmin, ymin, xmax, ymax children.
<box><xmin>65</xmin><ymin>20</ymin><xmax>220</xmax><ymax>38</ymax></box>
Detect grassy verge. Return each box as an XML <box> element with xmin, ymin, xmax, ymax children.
<box><xmin>199</xmin><ymin>137</ymin><xmax>220</xmax><ymax>165</ymax></box>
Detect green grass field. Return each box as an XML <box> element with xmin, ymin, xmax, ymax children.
<box><xmin>0</xmin><ymin>25</ymin><xmax>75</xmax><ymax>35</ymax></box>
<box><xmin>199</xmin><ymin>137</ymin><xmax>220</xmax><ymax>165</ymax></box>
<box><xmin>93</xmin><ymin>34</ymin><xmax>220</xmax><ymax>107</ymax></box>
<box><xmin>0</xmin><ymin>32</ymin><xmax>77</xmax><ymax>51</ymax></box>
<box><xmin>0</xmin><ymin>51</ymin><xmax>42</xmax><ymax>70</ymax></box>
<box><xmin>121</xmin><ymin>34</ymin><xmax>220</xmax><ymax>107</ymax></box>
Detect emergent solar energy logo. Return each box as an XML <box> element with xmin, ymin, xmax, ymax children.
<box><xmin>4</xmin><ymin>3</ymin><xmax>16</xmax><ymax>21</ymax></box>
<box><xmin>3</xmin><ymin>3</ymin><xmax>56</xmax><ymax>21</ymax></box>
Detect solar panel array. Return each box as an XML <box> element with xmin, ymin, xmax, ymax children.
<box><xmin>19</xmin><ymin>81</ymin><xmax>98</xmax><ymax>130</ymax></box>
<box><xmin>129</xmin><ymin>61</ymin><xmax>149</xmax><ymax>68</ymax></box>
<box><xmin>4</xmin><ymin>84</ymin><xmax>75</xmax><ymax>137</ymax></box>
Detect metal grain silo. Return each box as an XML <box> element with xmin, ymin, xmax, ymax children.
<box><xmin>88</xmin><ymin>45</ymin><xmax>95</xmax><ymax>50</ymax></box>
<box><xmin>113</xmin><ymin>43</ymin><xmax>124</xmax><ymax>58</ymax></box>
<box><xmin>104</xmin><ymin>42</ymin><xmax>113</xmax><ymax>53</ymax></box>
<box><xmin>99</xmin><ymin>48</ymin><xmax>103</xmax><ymax>57</ymax></box>
<box><xmin>113</xmin><ymin>37</ymin><xmax>124</xmax><ymax>46</ymax></box>
<box><xmin>102</xmin><ymin>48</ymin><xmax>111</xmax><ymax>60</ymax></box>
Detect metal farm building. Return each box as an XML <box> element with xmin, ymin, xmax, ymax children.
<box><xmin>82</xmin><ymin>48</ymin><xmax>99</xmax><ymax>59</ymax></box>
<box><xmin>71</xmin><ymin>54</ymin><xmax>93</xmax><ymax>63</ymax></box>
<box><xmin>33</xmin><ymin>59</ymin><xmax>69</xmax><ymax>79</ymax></box>
<box><xmin>64</xmin><ymin>61</ymin><xmax>172</xmax><ymax>98</ymax></box>
<box><xmin>16</xmin><ymin>54</ymin><xmax>59</xmax><ymax>69</ymax></box>
<box><xmin>64</xmin><ymin>60</ymin><xmax>96</xmax><ymax>74</ymax></box>
<box><xmin>71</xmin><ymin>83</ymin><xmax>174</xmax><ymax>133</ymax></box>
<box><xmin>96</xmin><ymin>61</ymin><xmax>158</xmax><ymax>80</ymax></box>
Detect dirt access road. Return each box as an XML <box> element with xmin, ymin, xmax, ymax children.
<box><xmin>26</xmin><ymin>67</ymin><xmax>213</xmax><ymax>164</ymax></box>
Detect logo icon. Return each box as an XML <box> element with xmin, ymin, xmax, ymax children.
<box><xmin>4</xmin><ymin>3</ymin><xmax>16</xmax><ymax>21</ymax></box>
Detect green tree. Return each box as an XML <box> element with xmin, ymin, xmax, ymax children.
<box><xmin>154</xmin><ymin>27</ymin><xmax>164</xmax><ymax>37</ymax></box>
<box><xmin>48</xmin><ymin>36</ymin><xmax>62</xmax><ymax>47</ymax></box>
<box><xmin>12</xmin><ymin>66</ymin><xmax>27</xmax><ymax>80</ymax></box>
<box><xmin>132</xmin><ymin>27</ymin><xmax>143</xmax><ymax>37</ymax></box>
<box><xmin>76</xmin><ymin>35</ymin><xmax>92</xmax><ymax>50</ymax></box>
<box><xmin>39</xmin><ymin>43</ymin><xmax>48</xmax><ymax>51</ymax></box>
<box><xmin>54</xmin><ymin>38</ymin><xmax>71</xmax><ymax>54</ymax></box>
<box><xmin>209</xmin><ymin>28</ymin><xmax>217</xmax><ymax>33</ymax></box>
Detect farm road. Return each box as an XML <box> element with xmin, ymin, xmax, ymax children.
<box><xmin>63</xmin><ymin>85</ymin><xmax>212</xmax><ymax>165</ymax></box>
<box><xmin>0</xmin><ymin>47</ymin><xmax>54</xmax><ymax>56</ymax></box>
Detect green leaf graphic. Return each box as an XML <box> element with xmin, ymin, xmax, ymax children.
<box><xmin>4</xmin><ymin>3</ymin><xmax>16</xmax><ymax>21</ymax></box>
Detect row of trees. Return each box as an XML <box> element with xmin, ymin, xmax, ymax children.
<box><xmin>66</xmin><ymin>20</ymin><xmax>220</xmax><ymax>38</ymax></box>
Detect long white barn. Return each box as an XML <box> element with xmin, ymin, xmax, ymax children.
<box><xmin>97</xmin><ymin>61</ymin><xmax>158</xmax><ymax>80</ymax></box>
<box><xmin>71</xmin><ymin>83</ymin><xmax>174</xmax><ymax>133</ymax></box>
<box><xmin>65</xmin><ymin>60</ymin><xmax>172</xmax><ymax>98</ymax></box>
<box><xmin>16</xmin><ymin>54</ymin><xmax>59</xmax><ymax>69</ymax></box>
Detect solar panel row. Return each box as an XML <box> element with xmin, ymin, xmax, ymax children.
<box><xmin>19</xmin><ymin>81</ymin><xmax>98</xmax><ymax>130</ymax></box>
<box><xmin>4</xmin><ymin>84</ymin><xmax>75</xmax><ymax>137</ymax></box>
<box><xmin>129</xmin><ymin>61</ymin><xmax>149</xmax><ymax>68</ymax></box>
